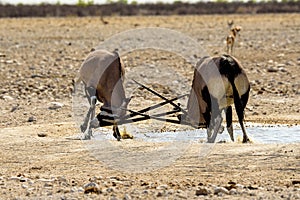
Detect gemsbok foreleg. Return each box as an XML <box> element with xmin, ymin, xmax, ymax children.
<box><xmin>205</xmin><ymin>93</ymin><xmax>223</xmax><ymax>143</ymax></box>
<box><xmin>80</xmin><ymin>86</ymin><xmax>97</xmax><ymax>134</ymax></box>
<box><xmin>113</xmin><ymin>123</ymin><xmax>121</xmax><ymax>141</ymax></box>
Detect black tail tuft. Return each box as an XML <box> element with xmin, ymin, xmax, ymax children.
<box><xmin>219</xmin><ymin>55</ymin><xmax>241</xmax><ymax>82</ymax></box>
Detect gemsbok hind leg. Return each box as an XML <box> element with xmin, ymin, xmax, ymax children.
<box><xmin>233</xmin><ymin>88</ymin><xmax>250</xmax><ymax>143</ymax></box>
<box><xmin>226</xmin><ymin>106</ymin><xmax>234</xmax><ymax>141</ymax></box>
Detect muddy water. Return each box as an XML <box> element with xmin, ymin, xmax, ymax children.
<box><xmin>94</xmin><ymin>124</ymin><xmax>300</xmax><ymax>144</ymax></box>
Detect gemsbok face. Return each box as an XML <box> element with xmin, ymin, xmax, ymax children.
<box><xmin>185</xmin><ymin>54</ymin><xmax>250</xmax><ymax>143</ymax></box>
<box><xmin>74</xmin><ymin>49</ymin><xmax>130</xmax><ymax>140</ymax></box>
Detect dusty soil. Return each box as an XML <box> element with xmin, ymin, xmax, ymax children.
<box><xmin>0</xmin><ymin>14</ymin><xmax>299</xmax><ymax>199</ymax></box>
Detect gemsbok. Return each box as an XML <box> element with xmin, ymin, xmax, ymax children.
<box><xmin>74</xmin><ymin>49</ymin><xmax>130</xmax><ymax>140</ymax></box>
<box><xmin>184</xmin><ymin>54</ymin><xmax>250</xmax><ymax>143</ymax></box>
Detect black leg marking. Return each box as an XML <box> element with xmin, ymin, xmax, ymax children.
<box><xmin>226</xmin><ymin>106</ymin><xmax>234</xmax><ymax>141</ymax></box>
<box><xmin>232</xmin><ymin>85</ymin><xmax>249</xmax><ymax>143</ymax></box>
<box><xmin>113</xmin><ymin>124</ymin><xmax>121</xmax><ymax>141</ymax></box>
<box><xmin>207</xmin><ymin>95</ymin><xmax>222</xmax><ymax>143</ymax></box>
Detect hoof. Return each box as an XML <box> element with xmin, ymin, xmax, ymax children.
<box><xmin>80</xmin><ymin>124</ymin><xmax>87</xmax><ymax>133</ymax></box>
<box><xmin>242</xmin><ymin>137</ymin><xmax>250</xmax><ymax>143</ymax></box>
<box><xmin>113</xmin><ymin>132</ymin><xmax>121</xmax><ymax>141</ymax></box>
<box><xmin>83</xmin><ymin>134</ymin><xmax>91</xmax><ymax>140</ymax></box>
<box><xmin>207</xmin><ymin>138</ymin><xmax>215</xmax><ymax>143</ymax></box>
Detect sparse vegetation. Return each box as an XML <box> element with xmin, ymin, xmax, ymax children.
<box><xmin>76</xmin><ymin>0</ymin><xmax>94</xmax><ymax>7</ymax></box>
<box><xmin>0</xmin><ymin>1</ymin><xmax>299</xmax><ymax>17</ymax></box>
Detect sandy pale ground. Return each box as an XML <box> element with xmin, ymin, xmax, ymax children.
<box><xmin>0</xmin><ymin>14</ymin><xmax>299</xmax><ymax>199</ymax></box>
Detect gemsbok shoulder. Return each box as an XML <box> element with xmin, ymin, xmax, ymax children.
<box><xmin>74</xmin><ymin>49</ymin><xmax>130</xmax><ymax>140</ymax></box>
<box><xmin>183</xmin><ymin>54</ymin><xmax>250</xmax><ymax>143</ymax></box>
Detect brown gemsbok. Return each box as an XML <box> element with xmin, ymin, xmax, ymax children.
<box><xmin>184</xmin><ymin>54</ymin><xmax>250</xmax><ymax>143</ymax></box>
<box><xmin>74</xmin><ymin>49</ymin><xmax>130</xmax><ymax>140</ymax></box>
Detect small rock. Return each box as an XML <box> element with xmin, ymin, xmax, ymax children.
<box><xmin>70</xmin><ymin>187</ymin><xmax>77</xmax><ymax>192</ymax></box>
<box><xmin>44</xmin><ymin>182</ymin><xmax>53</xmax><ymax>188</ymax></box>
<box><xmin>9</xmin><ymin>176</ymin><xmax>21</xmax><ymax>181</ymax></box>
<box><xmin>123</xmin><ymin>194</ymin><xmax>131</xmax><ymax>200</ymax></box>
<box><xmin>276</xmin><ymin>63</ymin><xmax>285</xmax><ymax>68</ymax></box>
<box><xmin>279</xmin><ymin>67</ymin><xmax>287</xmax><ymax>72</ymax></box>
<box><xmin>38</xmin><ymin>178</ymin><xmax>54</xmax><ymax>183</ymax></box>
<box><xmin>48</xmin><ymin>102</ymin><xmax>64</xmax><ymax>110</ymax></box>
<box><xmin>57</xmin><ymin>176</ymin><xmax>67</xmax><ymax>182</ymax></box>
<box><xmin>267</xmin><ymin>67</ymin><xmax>278</xmax><ymax>72</ymax></box>
<box><xmin>28</xmin><ymin>116</ymin><xmax>37</xmax><ymax>122</ymax></box>
<box><xmin>37</xmin><ymin>132</ymin><xmax>47</xmax><ymax>137</ymax></box>
<box><xmin>20</xmin><ymin>177</ymin><xmax>28</xmax><ymax>182</ymax></box>
<box><xmin>156</xmin><ymin>184</ymin><xmax>168</xmax><ymax>190</ymax></box>
<box><xmin>175</xmin><ymin>190</ymin><xmax>187</xmax><ymax>199</ymax></box>
<box><xmin>286</xmin><ymin>61</ymin><xmax>294</xmax><ymax>66</ymax></box>
<box><xmin>156</xmin><ymin>191</ymin><xmax>164</xmax><ymax>197</ymax></box>
<box><xmin>195</xmin><ymin>187</ymin><xmax>209</xmax><ymax>196</ymax></box>
<box><xmin>2</xmin><ymin>95</ymin><xmax>14</xmax><ymax>101</ymax></box>
<box><xmin>277</xmin><ymin>53</ymin><xmax>285</xmax><ymax>57</ymax></box>
<box><xmin>229</xmin><ymin>188</ymin><xmax>237</xmax><ymax>195</ymax></box>
<box><xmin>78</xmin><ymin>187</ymin><xmax>84</xmax><ymax>193</ymax></box>
<box><xmin>292</xmin><ymin>180</ymin><xmax>300</xmax><ymax>185</ymax></box>
<box><xmin>83</xmin><ymin>182</ymin><xmax>101</xmax><ymax>194</ymax></box>
<box><xmin>214</xmin><ymin>186</ymin><xmax>229</xmax><ymax>195</ymax></box>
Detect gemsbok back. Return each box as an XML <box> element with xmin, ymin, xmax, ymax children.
<box><xmin>184</xmin><ymin>54</ymin><xmax>250</xmax><ymax>143</ymax></box>
<box><xmin>74</xmin><ymin>49</ymin><xmax>130</xmax><ymax>140</ymax></box>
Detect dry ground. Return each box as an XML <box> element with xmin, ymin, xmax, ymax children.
<box><xmin>0</xmin><ymin>14</ymin><xmax>299</xmax><ymax>199</ymax></box>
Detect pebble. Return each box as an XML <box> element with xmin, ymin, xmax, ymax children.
<box><xmin>156</xmin><ymin>184</ymin><xmax>168</xmax><ymax>190</ymax></box>
<box><xmin>124</xmin><ymin>194</ymin><xmax>132</xmax><ymax>200</ymax></box>
<box><xmin>156</xmin><ymin>190</ymin><xmax>164</xmax><ymax>197</ymax></box>
<box><xmin>2</xmin><ymin>95</ymin><xmax>14</xmax><ymax>101</ymax></box>
<box><xmin>229</xmin><ymin>188</ymin><xmax>238</xmax><ymax>195</ymax></box>
<box><xmin>267</xmin><ymin>67</ymin><xmax>278</xmax><ymax>73</ymax></box>
<box><xmin>38</xmin><ymin>178</ymin><xmax>55</xmax><ymax>183</ymax></box>
<box><xmin>9</xmin><ymin>176</ymin><xmax>21</xmax><ymax>181</ymax></box>
<box><xmin>214</xmin><ymin>186</ymin><xmax>229</xmax><ymax>195</ymax></box>
<box><xmin>37</xmin><ymin>132</ymin><xmax>47</xmax><ymax>137</ymax></box>
<box><xmin>83</xmin><ymin>182</ymin><xmax>101</xmax><ymax>194</ymax></box>
<box><xmin>57</xmin><ymin>176</ymin><xmax>67</xmax><ymax>183</ymax></box>
<box><xmin>48</xmin><ymin>102</ymin><xmax>64</xmax><ymax>110</ymax></box>
<box><xmin>195</xmin><ymin>187</ymin><xmax>210</xmax><ymax>196</ymax></box>
<box><xmin>44</xmin><ymin>182</ymin><xmax>53</xmax><ymax>188</ymax></box>
<box><xmin>28</xmin><ymin>116</ymin><xmax>37</xmax><ymax>122</ymax></box>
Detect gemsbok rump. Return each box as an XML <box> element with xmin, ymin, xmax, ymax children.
<box><xmin>184</xmin><ymin>54</ymin><xmax>250</xmax><ymax>143</ymax></box>
<box><xmin>74</xmin><ymin>49</ymin><xmax>130</xmax><ymax>140</ymax></box>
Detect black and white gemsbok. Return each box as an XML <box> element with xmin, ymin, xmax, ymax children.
<box><xmin>184</xmin><ymin>54</ymin><xmax>250</xmax><ymax>143</ymax></box>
